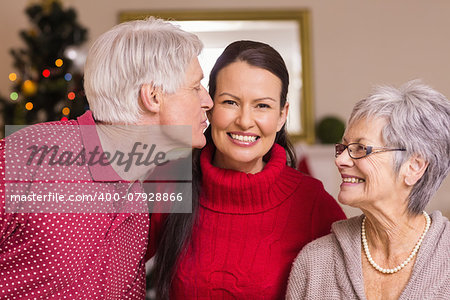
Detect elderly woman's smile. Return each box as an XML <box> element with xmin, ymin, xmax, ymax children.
<box><xmin>341</xmin><ymin>175</ymin><xmax>366</xmax><ymax>184</ymax></box>
<box><xmin>335</xmin><ymin>117</ymin><xmax>406</xmax><ymax>208</ymax></box>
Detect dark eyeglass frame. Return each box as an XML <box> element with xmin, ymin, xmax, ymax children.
<box><xmin>335</xmin><ymin>142</ymin><xmax>406</xmax><ymax>159</ymax></box>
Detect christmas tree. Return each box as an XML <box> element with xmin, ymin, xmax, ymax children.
<box><xmin>0</xmin><ymin>0</ymin><xmax>88</xmax><ymax>135</ymax></box>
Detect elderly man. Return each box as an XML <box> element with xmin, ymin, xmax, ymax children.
<box><xmin>0</xmin><ymin>17</ymin><xmax>212</xmax><ymax>299</ymax></box>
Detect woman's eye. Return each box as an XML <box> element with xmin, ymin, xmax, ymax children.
<box><xmin>257</xmin><ymin>103</ymin><xmax>271</xmax><ymax>109</ymax></box>
<box><xmin>223</xmin><ymin>100</ymin><xmax>237</xmax><ymax>105</ymax></box>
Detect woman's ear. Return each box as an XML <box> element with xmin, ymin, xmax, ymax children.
<box><xmin>277</xmin><ymin>102</ymin><xmax>289</xmax><ymax>132</ymax></box>
<box><xmin>403</xmin><ymin>155</ymin><xmax>429</xmax><ymax>186</ymax></box>
<box><xmin>140</xmin><ymin>84</ymin><xmax>162</xmax><ymax>113</ymax></box>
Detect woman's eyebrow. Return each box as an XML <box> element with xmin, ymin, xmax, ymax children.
<box><xmin>342</xmin><ymin>137</ymin><xmax>365</xmax><ymax>144</ymax></box>
<box><xmin>253</xmin><ymin>97</ymin><xmax>277</xmax><ymax>102</ymax></box>
<box><xmin>218</xmin><ymin>92</ymin><xmax>240</xmax><ymax>100</ymax></box>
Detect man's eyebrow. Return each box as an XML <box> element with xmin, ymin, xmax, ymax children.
<box><xmin>194</xmin><ymin>73</ymin><xmax>204</xmax><ymax>84</ymax></box>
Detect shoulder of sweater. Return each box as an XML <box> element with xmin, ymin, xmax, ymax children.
<box><xmin>287</xmin><ymin>233</ymin><xmax>340</xmax><ymax>299</ymax></box>
<box><xmin>430</xmin><ymin>211</ymin><xmax>450</xmax><ymax>247</ymax></box>
<box><xmin>280</xmin><ymin>167</ymin><xmax>337</xmax><ymax>213</ymax></box>
<box><xmin>296</xmin><ymin>216</ymin><xmax>362</xmax><ymax>263</ymax></box>
<box><xmin>4</xmin><ymin>118</ymin><xmax>79</xmax><ymax>141</ymax></box>
<box><xmin>283</xmin><ymin>165</ymin><xmax>326</xmax><ymax>189</ymax></box>
<box><xmin>292</xmin><ymin>233</ymin><xmax>339</xmax><ymax>268</ymax></box>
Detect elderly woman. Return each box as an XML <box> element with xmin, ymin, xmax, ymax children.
<box><xmin>286</xmin><ymin>80</ymin><xmax>450</xmax><ymax>299</ymax></box>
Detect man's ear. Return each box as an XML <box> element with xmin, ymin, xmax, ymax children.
<box><xmin>403</xmin><ymin>155</ymin><xmax>429</xmax><ymax>186</ymax></box>
<box><xmin>277</xmin><ymin>102</ymin><xmax>289</xmax><ymax>132</ymax></box>
<box><xmin>140</xmin><ymin>84</ymin><xmax>162</xmax><ymax>113</ymax></box>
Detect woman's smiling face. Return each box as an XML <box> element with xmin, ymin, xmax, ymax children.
<box><xmin>209</xmin><ymin>61</ymin><xmax>288</xmax><ymax>174</ymax></box>
<box><xmin>335</xmin><ymin>117</ymin><xmax>409</xmax><ymax>210</ymax></box>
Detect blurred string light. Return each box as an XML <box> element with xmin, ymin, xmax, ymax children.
<box><xmin>25</xmin><ymin>102</ymin><xmax>33</xmax><ymax>110</ymax></box>
<box><xmin>9</xmin><ymin>73</ymin><xmax>17</xmax><ymax>81</ymax></box>
<box><xmin>64</xmin><ymin>73</ymin><xmax>72</xmax><ymax>81</ymax></box>
<box><xmin>10</xmin><ymin>92</ymin><xmax>19</xmax><ymax>101</ymax></box>
<box><xmin>55</xmin><ymin>58</ymin><xmax>63</xmax><ymax>67</ymax></box>
<box><xmin>65</xmin><ymin>48</ymin><xmax>77</xmax><ymax>60</ymax></box>
<box><xmin>61</xmin><ymin>117</ymin><xmax>68</xmax><ymax>121</ymax></box>
<box><xmin>62</xmin><ymin>107</ymin><xmax>70</xmax><ymax>115</ymax></box>
<box><xmin>67</xmin><ymin>92</ymin><xmax>75</xmax><ymax>100</ymax></box>
<box><xmin>42</xmin><ymin>69</ymin><xmax>50</xmax><ymax>78</ymax></box>
<box><xmin>64</xmin><ymin>46</ymin><xmax>87</xmax><ymax>72</ymax></box>
<box><xmin>22</xmin><ymin>80</ymin><xmax>38</xmax><ymax>96</ymax></box>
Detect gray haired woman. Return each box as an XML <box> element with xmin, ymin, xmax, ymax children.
<box><xmin>286</xmin><ymin>80</ymin><xmax>450</xmax><ymax>299</ymax></box>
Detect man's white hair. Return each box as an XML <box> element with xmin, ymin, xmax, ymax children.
<box><xmin>84</xmin><ymin>17</ymin><xmax>203</xmax><ymax>124</ymax></box>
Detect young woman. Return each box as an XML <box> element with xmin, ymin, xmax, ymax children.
<box><xmin>149</xmin><ymin>40</ymin><xmax>346</xmax><ymax>299</ymax></box>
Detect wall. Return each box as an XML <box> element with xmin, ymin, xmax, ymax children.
<box><xmin>1</xmin><ymin>0</ymin><xmax>449</xmax><ymax>216</ymax></box>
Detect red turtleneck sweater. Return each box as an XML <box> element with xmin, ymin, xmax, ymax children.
<box><xmin>150</xmin><ymin>144</ymin><xmax>346</xmax><ymax>299</ymax></box>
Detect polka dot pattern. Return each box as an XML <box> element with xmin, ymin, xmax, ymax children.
<box><xmin>0</xmin><ymin>112</ymin><xmax>150</xmax><ymax>299</ymax></box>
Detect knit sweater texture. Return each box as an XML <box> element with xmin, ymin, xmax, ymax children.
<box><xmin>286</xmin><ymin>211</ymin><xmax>450</xmax><ymax>300</ymax></box>
<box><xmin>151</xmin><ymin>143</ymin><xmax>346</xmax><ymax>299</ymax></box>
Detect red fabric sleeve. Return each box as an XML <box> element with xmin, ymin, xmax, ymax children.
<box><xmin>310</xmin><ymin>188</ymin><xmax>347</xmax><ymax>239</ymax></box>
<box><xmin>0</xmin><ymin>140</ymin><xmax>21</xmax><ymax>246</ymax></box>
<box><xmin>0</xmin><ymin>142</ymin><xmax>6</xmax><ymax>243</ymax></box>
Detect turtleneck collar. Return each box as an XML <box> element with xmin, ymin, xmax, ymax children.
<box><xmin>199</xmin><ymin>143</ymin><xmax>301</xmax><ymax>214</ymax></box>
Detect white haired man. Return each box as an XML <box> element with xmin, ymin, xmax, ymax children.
<box><xmin>0</xmin><ymin>17</ymin><xmax>212</xmax><ymax>299</ymax></box>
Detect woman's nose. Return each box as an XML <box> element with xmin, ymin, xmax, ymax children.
<box><xmin>235</xmin><ymin>106</ymin><xmax>254</xmax><ymax>130</ymax></box>
<box><xmin>335</xmin><ymin>147</ymin><xmax>354</xmax><ymax>169</ymax></box>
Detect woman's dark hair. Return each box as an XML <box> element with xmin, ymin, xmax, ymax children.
<box><xmin>152</xmin><ymin>40</ymin><xmax>297</xmax><ymax>299</ymax></box>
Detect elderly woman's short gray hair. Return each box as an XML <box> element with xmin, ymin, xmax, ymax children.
<box><xmin>84</xmin><ymin>17</ymin><xmax>203</xmax><ymax>124</ymax></box>
<box><xmin>348</xmin><ymin>80</ymin><xmax>450</xmax><ymax>214</ymax></box>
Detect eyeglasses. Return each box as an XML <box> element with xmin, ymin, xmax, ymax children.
<box><xmin>335</xmin><ymin>143</ymin><xmax>406</xmax><ymax>159</ymax></box>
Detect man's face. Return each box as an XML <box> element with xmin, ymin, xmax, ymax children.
<box><xmin>159</xmin><ymin>58</ymin><xmax>213</xmax><ymax>148</ymax></box>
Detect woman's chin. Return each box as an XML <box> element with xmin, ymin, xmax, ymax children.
<box><xmin>337</xmin><ymin>194</ymin><xmax>360</xmax><ymax>208</ymax></box>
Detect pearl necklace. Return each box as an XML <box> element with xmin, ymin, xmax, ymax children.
<box><xmin>361</xmin><ymin>211</ymin><xmax>431</xmax><ymax>274</ymax></box>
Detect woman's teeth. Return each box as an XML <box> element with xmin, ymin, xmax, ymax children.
<box><xmin>342</xmin><ymin>177</ymin><xmax>365</xmax><ymax>183</ymax></box>
<box><xmin>230</xmin><ymin>133</ymin><xmax>257</xmax><ymax>142</ymax></box>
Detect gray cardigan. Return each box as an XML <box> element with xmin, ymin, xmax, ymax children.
<box><xmin>286</xmin><ymin>211</ymin><xmax>450</xmax><ymax>300</ymax></box>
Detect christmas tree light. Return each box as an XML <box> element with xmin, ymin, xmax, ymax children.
<box><xmin>9</xmin><ymin>73</ymin><xmax>17</xmax><ymax>81</ymax></box>
<box><xmin>0</xmin><ymin>0</ymin><xmax>88</xmax><ymax>134</ymax></box>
